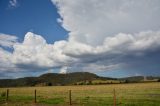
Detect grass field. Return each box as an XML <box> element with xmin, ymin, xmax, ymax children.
<box><xmin>0</xmin><ymin>82</ymin><xmax>160</xmax><ymax>106</ymax></box>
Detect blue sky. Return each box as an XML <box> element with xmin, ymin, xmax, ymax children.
<box><xmin>0</xmin><ymin>0</ymin><xmax>67</xmax><ymax>43</ymax></box>
<box><xmin>0</xmin><ymin>0</ymin><xmax>160</xmax><ymax>79</ymax></box>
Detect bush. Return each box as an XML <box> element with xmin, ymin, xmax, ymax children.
<box><xmin>124</xmin><ymin>80</ymin><xmax>129</xmax><ymax>83</ymax></box>
<box><xmin>47</xmin><ymin>82</ymin><xmax>52</xmax><ymax>86</ymax></box>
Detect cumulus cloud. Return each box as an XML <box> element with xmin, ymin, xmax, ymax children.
<box><xmin>10</xmin><ymin>30</ymin><xmax>160</xmax><ymax>72</ymax></box>
<box><xmin>0</xmin><ymin>32</ymin><xmax>74</xmax><ymax>78</ymax></box>
<box><xmin>52</xmin><ymin>0</ymin><xmax>160</xmax><ymax>75</ymax></box>
<box><xmin>64</xmin><ymin>31</ymin><xmax>160</xmax><ymax>58</ymax></box>
<box><xmin>1</xmin><ymin>30</ymin><xmax>160</xmax><ymax>78</ymax></box>
<box><xmin>52</xmin><ymin>0</ymin><xmax>160</xmax><ymax>46</ymax></box>
<box><xmin>12</xmin><ymin>32</ymin><xmax>74</xmax><ymax>69</ymax></box>
<box><xmin>1</xmin><ymin>0</ymin><xmax>160</xmax><ymax>78</ymax></box>
<box><xmin>0</xmin><ymin>33</ymin><xmax>18</xmax><ymax>47</ymax></box>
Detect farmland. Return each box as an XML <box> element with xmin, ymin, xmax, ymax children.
<box><xmin>0</xmin><ymin>82</ymin><xmax>160</xmax><ymax>106</ymax></box>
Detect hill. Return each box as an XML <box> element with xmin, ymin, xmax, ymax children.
<box><xmin>0</xmin><ymin>72</ymin><xmax>159</xmax><ymax>87</ymax></box>
<box><xmin>119</xmin><ymin>76</ymin><xmax>160</xmax><ymax>83</ymax></box>
<box><xmin>0</xmin><ymin>72</ymin><xmax>116</xmax><ymax>87</ymax></box>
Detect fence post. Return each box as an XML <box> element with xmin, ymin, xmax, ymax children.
<box><xmin>113</xmin><ymin>89</ymin><xmax>116</xmax><ymax>106</ymax></box>
<box><xmin>6</xmin><ymin>89</ymin><xmax>9</xmax><ymax>102</ymax></box>
<box><xmin>69</xmin><ymin>90</ymin><xmax>72</xmax><ymax>105</ymax></box>
<box><xmin>34</xmin><ymin>89</ymin><xmax>37</xmax><ymax>103</ymax></box>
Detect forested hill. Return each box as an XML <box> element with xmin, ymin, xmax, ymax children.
<box><xmin>0</xmin><ymin>72</ymin><xmax>159</xmax><ymax>87</ymax></box>
<box><xmin>0</xmin><ymin>72</ymin><xmax>115</xmax><ymax>87</ymax></box>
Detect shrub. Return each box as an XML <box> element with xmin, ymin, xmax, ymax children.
<box><xmin>124</xmin><ymin>80</ymin><xmax>129</xmax><ymax>83</ymax></box>
<box><xmin>47</xmin><ymin>82</ymin><xmax>52</xmax><ymax>86</ymax></box>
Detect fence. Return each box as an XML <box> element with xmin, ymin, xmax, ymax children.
<box><xmin>0</xmin><ymin>88</ymin><xmax>117</xmax><ymax>105</ymax></box>
<box><xmin>0</xmin><ymin>83</ymin><xmax>160</xmax><ymax>106</ymax></box>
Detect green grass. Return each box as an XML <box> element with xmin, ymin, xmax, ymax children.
<box><xmin>38</xmin><ymin>97</ymin><xmax>64</xmax><ymax>104</ymax></box>
<box><xmin>0</xmin><ymin>82</ymin><xmax>160</xmax><ymax>106</ymax></box>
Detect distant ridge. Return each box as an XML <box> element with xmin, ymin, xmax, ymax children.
<box><xmin>0</xmin><ymin>72</ymin><xmax>115</xmax><ymax>87</ymax></box>
<box><xmin>0</xmin><ymin>72</ymin><xmax>159</xmax><ymax>87</ymax></box>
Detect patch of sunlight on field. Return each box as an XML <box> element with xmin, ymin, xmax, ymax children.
<box><xmin>0</xmin><ymin>82</ymin><xmax>160</xmax><ymax>106</ymax></box>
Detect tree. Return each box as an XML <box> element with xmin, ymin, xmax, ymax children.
<box><xmin>47</xmin><ymin>82</ymin><xmax>52</xmax><ymax>86</ymax></box>
<box><xmin>124</xmin><ymin>80</ymin><xmax>129</xmax><ymax>83</ymax></box>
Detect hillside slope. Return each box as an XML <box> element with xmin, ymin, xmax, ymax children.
<box><xmin>0</xmin><ymin>72</ymin><xmax>115</xmax><ymax>87</ymax></box>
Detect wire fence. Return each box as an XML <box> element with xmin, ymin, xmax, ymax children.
<box><xmin>0</xmin><ymin>84</ymin><xmax>160</xmax><ymax>106</ymax></box>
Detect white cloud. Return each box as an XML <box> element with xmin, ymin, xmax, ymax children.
<box><xmin>52</xmin><ymin>0</ymin><xmax>160</xmax><ymax>74</ymax></box>
<box><xmin>59</xmin><ymin>66</ymin><xmax>67</xmax><ymax>74</ymax></box>
<box><xmin>52</xmin><ymin>0</ymin><xmax>160</xmax><ymax>46</ymax></box>
<box><xmin>9</xmin><ymin>0</ymin><xmax>18</xmax><ymax>8</ymax></box>
<box><xmin>0</xmin><ymin>33</ymin><xmax>18</xmax><ymax>47</ymax></box>
<box><xmin>8</xmin><ymin>0</ymin><xmax>19</xmax><ymax>8</ymax></box>
<box><xmin>1</xmin><ymin>30</ymin><xmax>160</xmax><ymax>77</ymax></box>
<box><xmin>1</xmin><ymin>0</ymin><xmax>160</xmax><ymax>78</ymax></box>
<box><xmin>0</xmin><ymin>47</ymin><xmax>16</xmax><ymax>72</ymax></box>
<box><xmin>12</xmin><ymin>32</ymin><xmax>74</xmax><ymax>68</ymax></box>
<box><xmin>63</xmin><ymin>31</ymin><xmax>160</xmax><ymax>58</ymax></box>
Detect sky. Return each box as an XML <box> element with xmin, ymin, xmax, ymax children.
<box><xmin>0</xmin><ymin>0</ymin><xmax>160</xmax><ymax>79</ymax></box>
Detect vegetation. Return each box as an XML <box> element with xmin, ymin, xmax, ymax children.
<box><xmin>0</xmin><ymin>72</ymin><xmax>116</xmax><ymax>87</ymax></box>
<box><xmin>0</xmin><ymin>82</ymin><xmax>160</xmax><ymax>106</ymax></box>
<box><xmin>0</xmin><ymin>72</ymin><xmax>159</xmax><ymax>87</ymax></box>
